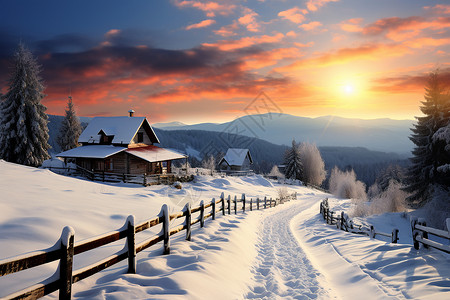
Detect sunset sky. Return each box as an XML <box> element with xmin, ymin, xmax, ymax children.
<box><xmin>0</xmin><ymin>0</ymin><xmax>449</xmax><ymax>123</ymax></box>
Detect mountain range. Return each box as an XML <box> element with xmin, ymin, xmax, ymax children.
<box><xmin>152</xmin><ymin>113</ymin><xmax>414</xmax><ymax>155</ymax></box>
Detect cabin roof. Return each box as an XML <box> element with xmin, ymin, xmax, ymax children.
<box><xmin>78</xmin><ymin>116</ymin><xmax>159</xmax><ymax>145</ymax></box>
<box><xmin>219</xmin><ymin>148</ymin><xmax>253</xmax><ymax>166</ymax></box>
<box><xmin>126</xmin><ymin>145</ymin><xmax>187</xmax><ymax>163</ymax></box>
<box><xmin>57</xmin><ymin>145</ymin><xmax>126</xmax><ymax>159</ymax></box>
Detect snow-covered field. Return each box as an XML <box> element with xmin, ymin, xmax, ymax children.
<box><xmin>0</xmin><ymin>160</ymin><xmax>449</xmax><ymax>299</ymax></box>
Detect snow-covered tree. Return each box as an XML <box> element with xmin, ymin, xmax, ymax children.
<box><xmin>58</xmin><ymin>96</ymin><xmax>82</xmax><ymax>152</ymax></box>
<box><xmin>0</xmin><ymin>44</ymin><xmax>50</xmax><ymax>166</ymax></box>
<box><xmin>268</xmin><ymin>165</ymin><xmax>284</xmax><ymax>179</ymax></box>
<box><xmin>202</xmin><ymin>155</ymin><xmax>216</xmax><ymax>176</ymax></box>
<box><xmin>298</xmin><ymin>142</ymin><xmax>326</xmax><ymax>186</ymax></box>
<box><xmin>403</xmin><ymin>71</ymin><xmax>450</xmax><ymax>207</ymax></box>
<box><xmin>284</xmin><ymin>139</ymin><xmax>303</xmax><ymax>181</ymax></box>
<box><xmin>329</xmin><ymin>167</ymin><xmax>366</xmax><ymax>201</ymax></box>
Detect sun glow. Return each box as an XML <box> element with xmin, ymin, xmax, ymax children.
<box><xmin>343</xmin><ymin>84</ymin><xmax>354</xmax><ymax>94</ymax></box>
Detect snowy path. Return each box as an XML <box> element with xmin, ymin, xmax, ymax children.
<box><xmin>245</xmin><ymin>201</ymin><xmax>330</xmax><ymax>299</ymax></box>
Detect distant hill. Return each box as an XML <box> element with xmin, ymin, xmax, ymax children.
<box><xmin>155</xmin><ymin>113</ymin><xmax>414</xmax><ymax>155</ymax></box>
<box><xmin>152</xmin><ymin>121</ymin><xmax>187</xmax><ymax>128</ymax></box>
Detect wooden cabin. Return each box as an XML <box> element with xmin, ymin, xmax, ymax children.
<box><xmin>57</xmin><ymin>111</ymin><xmax>187</xmax><ymax>175</ymax></box>
<box><xmin>218</xmin><ymin>148</ymin><xmax>253</xmax><ymax>171</ymax></box>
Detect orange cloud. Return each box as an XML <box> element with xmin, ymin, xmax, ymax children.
<box><xmin>278</xmin><ymin>7</ymin><xmax>306</xmax><ymax>24</ymax></box>
<box><xmin>306</xmin><ymin>0</ymin><xmax>339</xmax><ymax>12</ymax></box>
<box><xmin>174</xmin><ymin>0</ymin><xmax>236</xmax><ymax>17</ymax></box>
<box><xmin>339</xmin><ymin>18</ymin><xmax>363</xmax><ymax>33</ymax></box>
<box><xmin>362</xmin><ymin>16</ymin><xmax>450</xmax><ymax>42</ymax></box>
<box><xmin>370</xmin><ymin>69</ymin><xmax>450</xmax><ymax>94</ymax></box>
<box><xmin>203</xmin><ymin>33</ymin><xmax>284</xmax><ymax>51</ymax></box>
<box><xmin>185</xmin><ymin>19</ymin><xmax>216</xmax><ymax>30</ymax></box>
<box><xmin>424</xmin><ymin>4</ymin><xmax>450</xmax><ymax>15</ymax></box>
<box><xmin>238</xmin><ymin>7</ymin><xmax>260</xmax><ymax>32</ymax></box>
<box><xmin>299</xmin><ymin>21</ymin><xmax>323</xmax><ymax>31</ymax></box>
<box><xmin>277</xmin><ymin>43</ymin><xmax>410</xmax><ymax>72</ymax></box>
<box><xmin>241</xmin><ymin>47</ymin><xmax>303</xmax><ymax>70</ymax></box>
<box><xmin>214</xmin><ymin>21</ymin><xmax>239</xmax><ymax>37</ymax></box>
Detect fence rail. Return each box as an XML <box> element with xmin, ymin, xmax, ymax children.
<box><xmin>319</xmin><ymin>199</ymin><xmax>399</xmax><ymax>243</ymax></box>
<box><xmin>411</xmin><ymin>217</ymin><xmax>450</xmax><ymax>254</ymax></box>
<box><xmin>42</xmin><ymin>166</ymin><xmax>194</xmax><ymax>186</ymax></box>
<box><xmin>0</xmin><ymin>192</ymin><xmax>296</xmax><ymax>299</ymax></box>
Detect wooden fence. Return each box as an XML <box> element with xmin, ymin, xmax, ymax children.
<box><xmin>410</xmin><ymin>217</ymin><xmax>450</xmax><ymax>254</ymax></box>
<box><xmin>320</xmin><ymin>199</ymin><xmax>399</xmax><ymax>243</ymax></box>
<box><xmin>0</xmin><ymin>192</ymin><xmax>296</xmax><ymax>299</ymax></box>
<box><xmin>42</xmin><ymin>166</ymin><xmax>194</xmax><ymax>186</ymax></box>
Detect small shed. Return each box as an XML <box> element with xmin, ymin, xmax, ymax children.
<box><xmin>218</xmin><ymin>148</ymin><xmax>253</xmax><ymax>171</ymax></box>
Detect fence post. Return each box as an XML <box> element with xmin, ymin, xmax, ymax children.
<box><xmin>369</xmin><ymin>225</ymin><xmax>375</xmax><ymax>239</ymax></box>
<box><xmin>418</xmin><ymin>218</ymin><xmax>429</xmax><ymax>249</ymax></box>
<box><xmin>340</xmin><ymin>211</ymin><xmax>344</xmax><ymax>230</ymax></box>
<box><xmin>320</xmin><ymin>202</ymin><xmax>323</xmax><ymax>214</ymax></box>
<box><xmin>162</xmin><ymin>204</ymin><xmax>170</xmax><ymax>254</ymax></box>
<box><xmin>143</xmin><ymin>173</ymin><xmax>147</xmax><ymax>186</ymax></box>
<box><xmin>123</xmin><ymin>173</ymin><xmax>126</xmax><ymax>183</ymax></box>
<box><xmin>234</xmin><ymin>196</ymin><xmax>237</xmax><ymax>214</ymax></box>
<box><xmin>221</xmin><ymin>192</ymin><xmax>225</xmax><ymax>216</ymax></box>
<box><xmin>257</xmin><ymin>197</ymin><xmax>260</xmax><ymax>210</ymax></box>
<box><xmin>330</xmin><ymin>211</ymin><xmax>334</xmax><ymax>225</ymax></box>
<box><xmin>410</xmin><ymin>216</ymin><xmax>419</xmax><ymax>249</ymax></box>
<box><xmin>212</xmin><ymin>198</ymin><xmax>216</xmax><ymax>220</ymax></box>
<box><xmin>264</xmin><ymin>196</ymin><xmax>267</xmax><ymax>209</ymax></box>
<box><xmin>185</xmin><ymin>203</ymin><xmax>191</xmax><ymax>241</ymax></box>
<box><xmin>392</xmin><ymin>228</ymin><xmax>399</xmax><ymax>243</ymax></box>
<box><xmin>250</xmin><ymin>198</ymin><xmax>252</xmax><ymax>211</ymax></box>
<box><xmin>228</xmin><ymin>195</ymin><xmax>231</xmax><ymax>215</ymax></box>
<box><xmin>59</xmin><ymin>226</ymin><xmax>75</xmax><ymax>300</ymax></box>
<box><xmin>200</xmin><ymin>200</ymin><xmax>205</xmax><ymax>227</ymax></box>
<box><xmin>242</xmin><ymin>194</ymin><xmax>246</xmax><ymax>212</ymax></box>
<box><xmin>126</xmin><ymin>215</ymin><xmax>136</xmax><ymax>274</ymax></box>
<box><xmin>102</xmin><ymin>171</ymin><xmax>105</xmax><ymax>182</ymax></box>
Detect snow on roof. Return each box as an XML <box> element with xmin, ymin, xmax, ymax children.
<box><xmin>126</xmin><ymin>145</ymin><xmax>187</xmax><ymax>163</ymax></box>
<box><xmin>57</xmin><ymin>145</ymin><xmax>126</xmax><ymax>159</ymax></box>
<box><xmin>221</xmin><ymin>148</ymin><xmax>252</xmax><ymax>166</ymax></box>
<box><xmin>78</xmin><ymin>116</ymin><xmax>159</xmax><ymax>144</ymax></box>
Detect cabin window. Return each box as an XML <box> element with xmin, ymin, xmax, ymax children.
<box><xmin>137</xmin><ymin>132</ymin><xmax>144</xmax><ymax>143</ymax></box>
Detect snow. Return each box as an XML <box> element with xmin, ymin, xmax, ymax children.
<box><xmin>0</xmin><ymin>160</ymin><xmax>449</xmax><ymax>299</ymax></box>
<box><xmin>78</xmin><ymin>116</ymin><xmax>159</xmax><ymax>145</ymax></box>
<box><xmin>220</xmin><ymin>148</ymin><xmax>252</xmax><ymax>166</ymax></box>
<box><xmin>126</xmin><ymin>145</ymin><xmax>187</xmax><ymax>163</ymax></box>
<box><xmin>57</xmin><ymin>144</ymin><xmax>126</xmax><ymax>159</ymax></box>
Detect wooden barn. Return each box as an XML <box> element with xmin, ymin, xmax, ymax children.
<box><xmin>57</xmin><ymin>111</ymin><xmax>187</xmax><ymax>175</ymax></box>
<box><xmin>218</xmin><ymin>148</ymin><xmax>253</xmax><ymax>171</ymax></box>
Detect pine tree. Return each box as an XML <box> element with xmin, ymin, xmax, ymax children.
<box><xmin>58</xmin><ymin>96</ymin><xmax>82</xmax><ymax>152</ymax></box>
<box><xmin>403</xmin><ymin>71</ymin><xmax>449</xmax><ymax>207</ymax></box>
<box><xmin>284</xmin><ymin>139</ymin><xmax>303</xmax><ymax>181</ymax></box>
<box><xmin>0</xmin><ymin>44</ymin><xmax>50</xmax><ymax>166</ymax></box>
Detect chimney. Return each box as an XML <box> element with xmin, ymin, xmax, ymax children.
<box><xmin>128</xmin><ymin>109</ymin><xmax>135</xmax><ymax>117</ymax></box>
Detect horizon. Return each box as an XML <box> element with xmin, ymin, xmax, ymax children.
<box><xmin>1</xmin><ymin>1</ymin><xmax>449</xmax><ymax>123</ymax></box>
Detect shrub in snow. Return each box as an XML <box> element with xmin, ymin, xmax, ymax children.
<box><xmin>422</xmin><ymin>185</ymin><xmax>450</xmax><ymax>229</ymax></box>
<box><xmin>298</xmin><ymin>142</ymin><xmax>326</xmax><ymax>186</ymax></box>
<box><xmin>277</xmin><ymin>186</ymin><xmax>290</xmax><ymax>201</ymax></box>
<box><xmin>329</xmin><ymin>167</ymin><xmax>366</xmax><ymax>201</ymax></box>
<box><xmin>0</xmin><ymin>44</ymin><xmax>50</xmax><ymax>167</ymax></box>
<box><xmin>367</xmin><ymin>180</ymin><xmax>407</xmax><ymax>216</ymax></box>
<box><xmin>173</xmin><ymin>181</ymin><xmax>182</xmax><ymax>189</ymax></box>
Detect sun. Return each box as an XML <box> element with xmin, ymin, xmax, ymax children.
<box><xmin>343</xmin><ymin>84</ymin><xmax>354</xmax><ymax>95</ymax></box>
